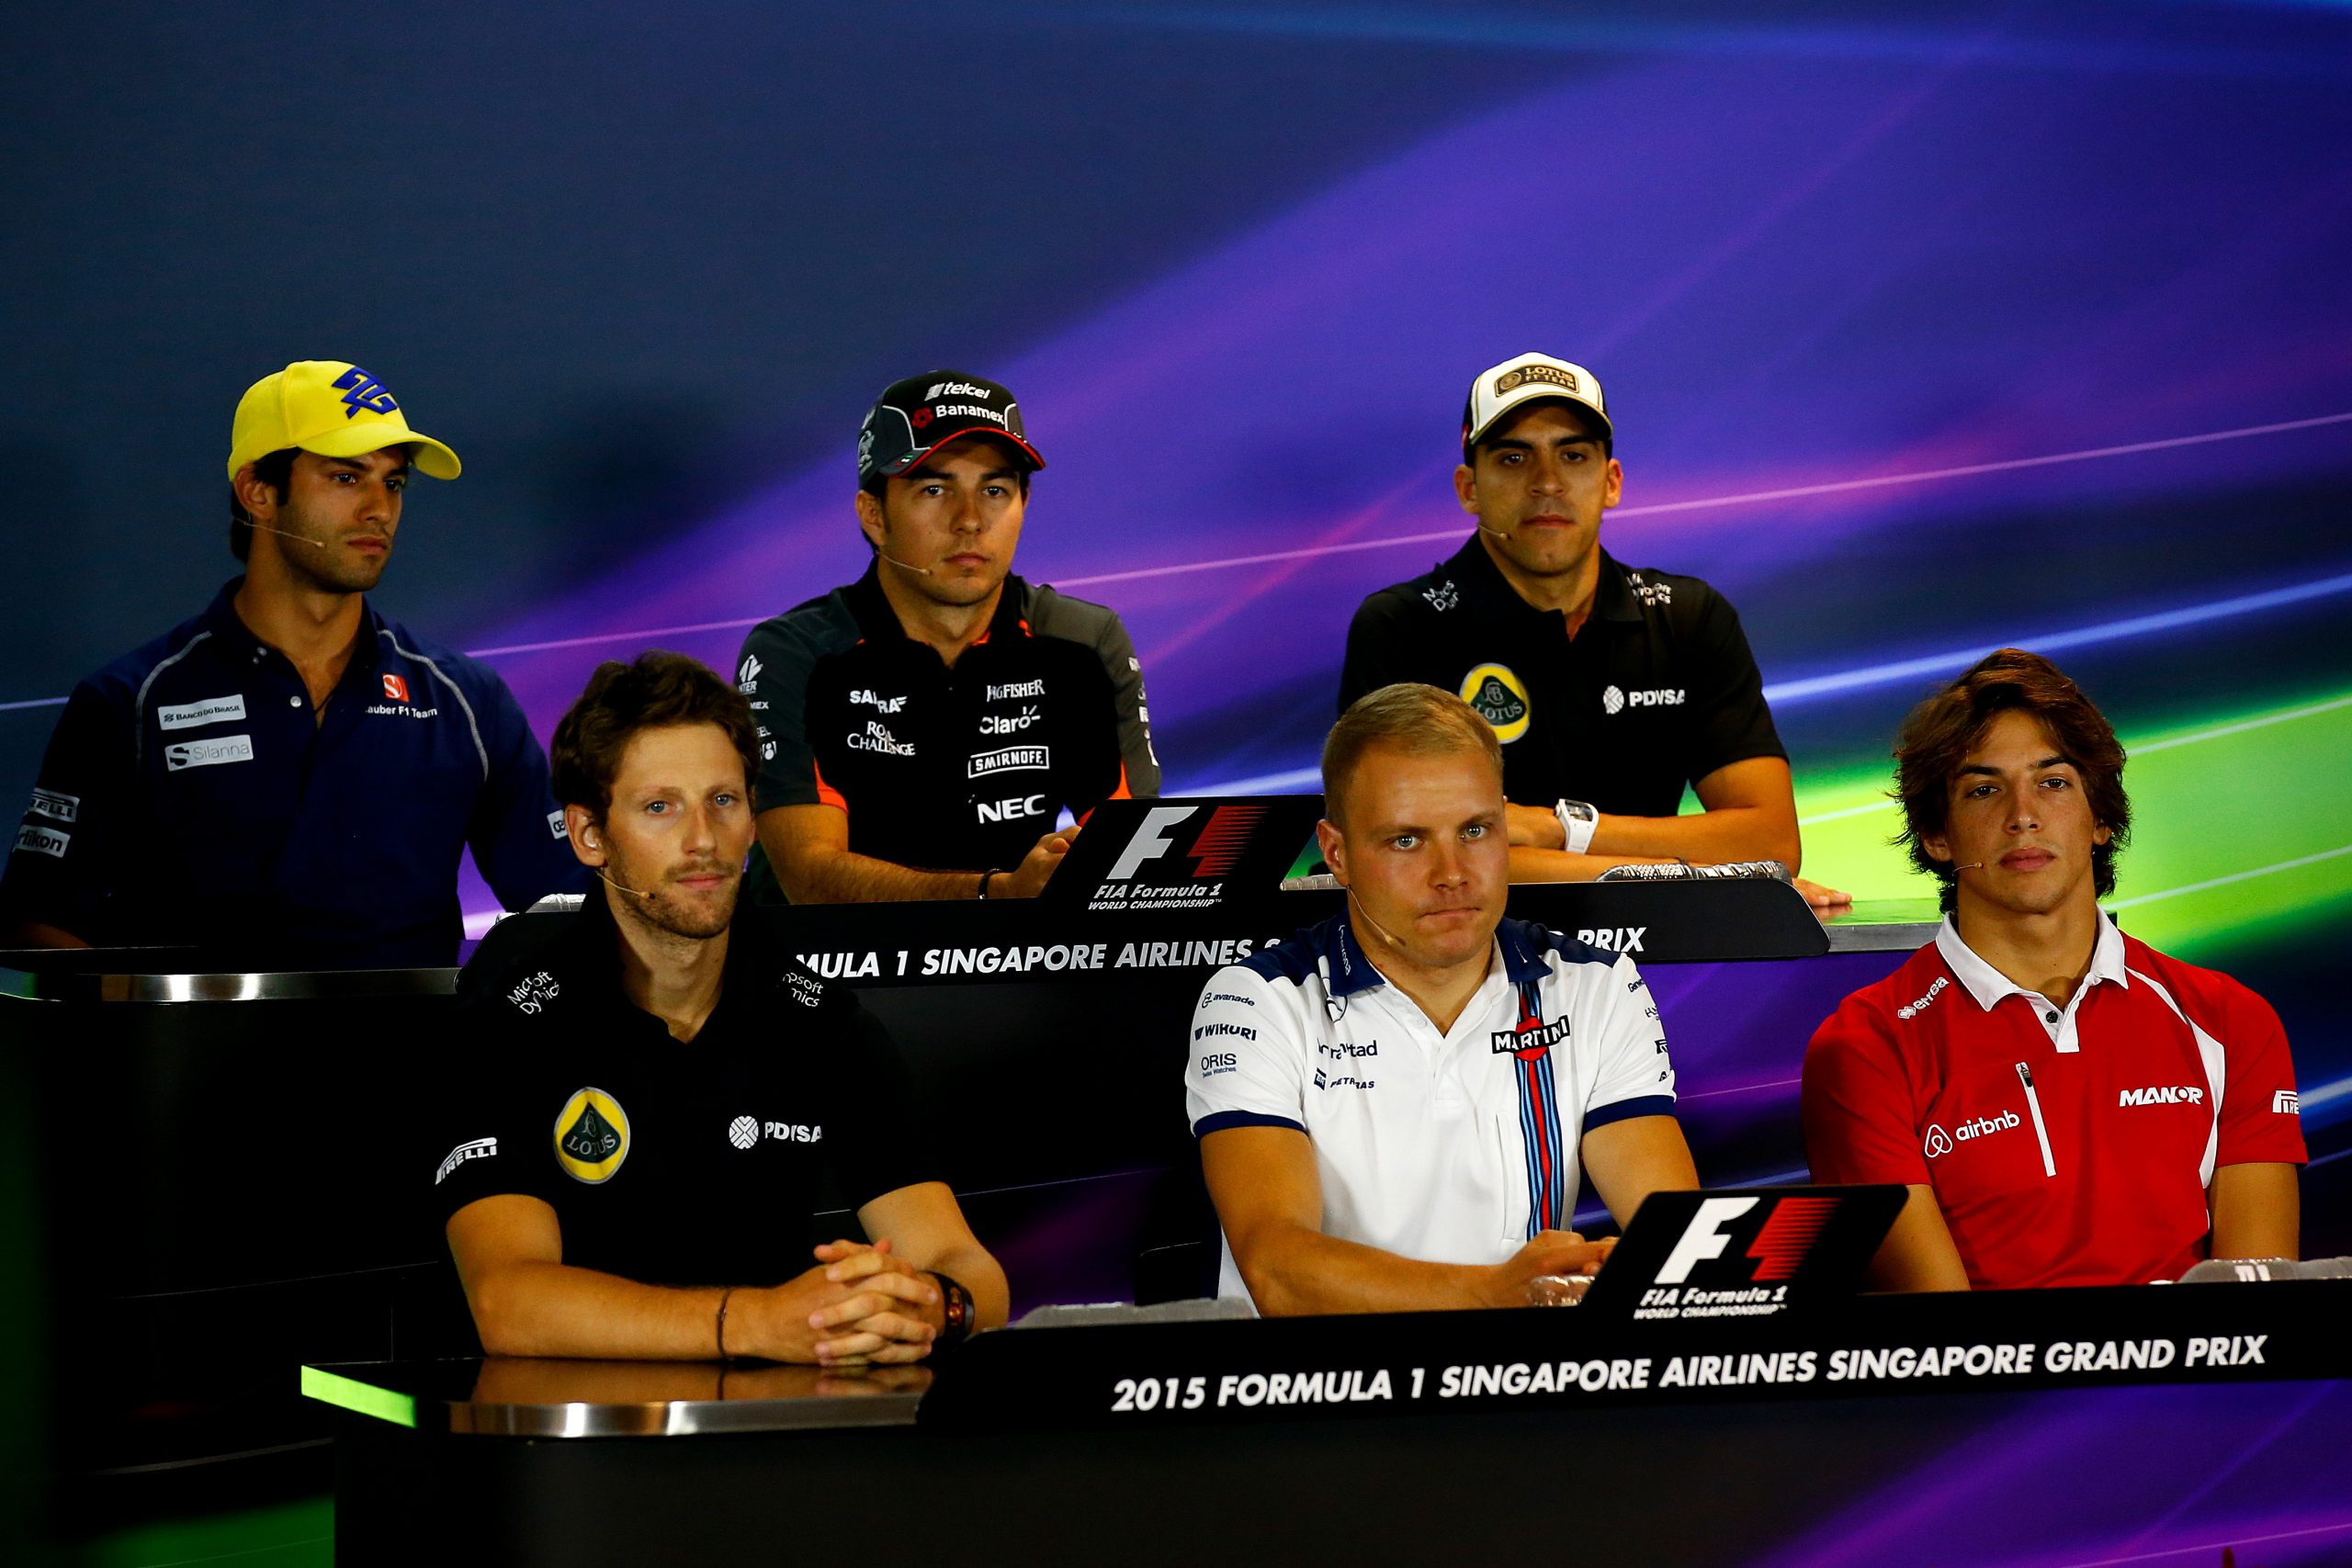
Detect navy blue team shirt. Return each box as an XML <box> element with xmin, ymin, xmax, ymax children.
<box><xmin>0</xmin><ymin>580</ymin><xmax>589</xmax><ymax>968</ymax></box>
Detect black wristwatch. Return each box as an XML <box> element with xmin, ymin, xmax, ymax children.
<box><xmin>932</xmin><ymin>1271</ymin><xmax>977</xmax><ymax>1345</ymax></box>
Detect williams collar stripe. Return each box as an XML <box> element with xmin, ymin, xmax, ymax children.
<box><xmin>1322</xmin><ymin>914</ymin><xmax>1551</xmax><ymax>998</ymax></box>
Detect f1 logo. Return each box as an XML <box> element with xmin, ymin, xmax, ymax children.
<box><xmin>1655</xmin><ymin>1197</ymin><xmax>1759</xmax><ymax>1284</ymax></box>
<box><xmin>1105</xmin><ymin>806</ymin><xmax>1198</xmax><ymax>882</ymax></box>
<box><xmin>382</xmin><ymin>673</ymin><xmax>410</xmax><ymax>703</ymax></box>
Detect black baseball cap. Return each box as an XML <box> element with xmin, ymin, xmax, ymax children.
<box><xmin>857</xmin><ymin>370</ymin><xmax>1046</xmax><ymax>484</ymax></box>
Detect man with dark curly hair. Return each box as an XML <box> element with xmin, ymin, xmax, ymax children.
<box><xmin>1802</xmin><ymin>649</ymin><xmax>2303</xmax><ymax>1291</ymax></box>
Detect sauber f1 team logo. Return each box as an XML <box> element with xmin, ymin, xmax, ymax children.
<box><xmin>554</xmin><ymin>1087</ymin><xmax>630</xmax><ymax>1184</ymax></box>
<box><xmin>381</xmin><ymin>673</ymin><xmax>410</xmax><ymax>703</ymax></box>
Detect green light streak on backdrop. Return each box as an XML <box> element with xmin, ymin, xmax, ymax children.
<box><xmin>1794</xmin><ymin>688</ymin><xmax>2352</xmax><ymax>961</ymax></box>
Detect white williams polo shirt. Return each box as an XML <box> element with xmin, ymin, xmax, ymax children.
<box><xmin>1184</xmin><ymin>915</ymin><xmax>1678</xmax><ymax>1303</ymax></box>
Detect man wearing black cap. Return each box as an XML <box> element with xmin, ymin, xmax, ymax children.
<box><xmin>1338</xmin><ymin>354</ymin><xmax>1843</xmax><ymax>905</ymax></box>
<box><xmin>735</xmin><ymin>372</ymin><xmax>1159</xmax><ymax>902</ymax></box>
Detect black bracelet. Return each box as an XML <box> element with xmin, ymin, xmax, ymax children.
<box><xmin>931</xmin><ymin>1271</ymin><xmax>977</xmax><ymax>1344</ymax></box>
<box><xmin>975</xmin><ymin>868</ymin><xmax>1002</xmax><ymax>899</ymax></box>
<box><xmin>716</xmin><ymin>1285</ymin><xmax>736</xmax><ymax>1361</ymax></box>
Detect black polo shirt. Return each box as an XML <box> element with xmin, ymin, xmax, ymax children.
<box><xmin>430</xmin><ymin>894</ymin><xmax>931</xmax><ymax>1287</ymax></box>
<box><xmin>1339</xmin><ymin>540</ymin><xmax>1784</xmax><ymax>816</ymax></box>
<box><xmin>0</xmin><ymin>578</ymin><xmax>587</xmax><ymax>967</ymax></box>
<box><xmin>735</xmin><ymin>564</ymin><xmax>1159</xmax><ymax>879</ymax></box>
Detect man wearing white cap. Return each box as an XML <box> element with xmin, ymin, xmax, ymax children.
<box><xmin>0</xmin><ymin>360</ymin><xmax>588</xmax><ymax>966</ymax></box>
<box><xmin>1339</xmin><ymin>354</ymin><xmax>1841</xmax><ymax>904</ymax></box>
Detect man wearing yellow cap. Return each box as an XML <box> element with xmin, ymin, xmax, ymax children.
<box><xmin>0</xmin><ymin>361</ymin><xmax>589</xmax><ymax>967</ymax></box>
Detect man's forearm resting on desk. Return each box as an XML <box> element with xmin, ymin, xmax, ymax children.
<box><xmin>757</xmin><ymin>803</ymin><xmax>1072</xmax><ymax>903</ymax></box>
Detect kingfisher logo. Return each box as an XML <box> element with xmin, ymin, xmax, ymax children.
<box><xmin>332</xmin><ymin>366</ymin><xmax>400</xmax><ymax>419</ymax></box>
<box><xmin>2119</xmin><ymin>1086</ymin><xmax>2206</xmax><ymax>1107</ymax></box>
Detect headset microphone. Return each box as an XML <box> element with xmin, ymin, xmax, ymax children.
<box><xmin>879</xmin><ymin>552</ymin><xmax>933</xmax><ymax>577</ymax></box>
<box><xmin>247</xmin><ymin>523</ymin><xmax>329</xmax><ymax>549</ymax></box>
<box><xmin>1476</xmin><ymin>525</ymin><xmax>1513</xmax><ymax>539</ymax></box>
<box><xmin>1345</xmin><ymin>890</ymin><xmax>1410</xmax><ymax>952</ymax></box>
<box><xmin>597</xmin><ymin>867</ymin><xmax>654</xmax><ymax>898</ymax></box>
<box><xmin>1953</xmin><ymin>862</ymin><xmax>1986</xmax><ymax>871</ymax></box>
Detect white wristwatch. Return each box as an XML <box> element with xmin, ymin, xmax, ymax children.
<box><xmin>1555</xmin><ymin>798</ymin><xmax>1599</xmax><ymax>855</ymax></box>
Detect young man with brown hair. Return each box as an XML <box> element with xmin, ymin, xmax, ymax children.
<box><xmin>434</xmin><ymin>651</ymin><xmax>1006</xmax><ymax>1363</ymax></box>
<box><xmin>1182</xmin><ymin>682</ymin><xmax>1699</xmax><ymax>1314</ymax></box>
<box><xmin>1338</xmin><ymin>353</ymin><xmax>1842</xmax><ymax>906</ymax></box>
<box><xmin>1803</xmin><ymin>649</ymin><xmax>2304</xmax><ymax>1291</ymax></box>
<box><xmin>735</xmin><ymin>371</ymin><xmax>1158</xmax><ymax>904</ymax></box>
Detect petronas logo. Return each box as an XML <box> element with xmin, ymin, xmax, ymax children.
<box><xmin>553</xmin><ymin>1087</ymin><xmax>631</xmax><ymax>1184</ymax></box>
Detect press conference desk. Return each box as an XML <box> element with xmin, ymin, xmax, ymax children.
<box><xmin>4</xmin><ymin>874</ymin><xmax>1929</xmax><ymax>1530</ymax></box>
<box><xmin>308</xmin><ymin>1281</ymin><xmax>2352</xmax><ymax>1567</ymax></box>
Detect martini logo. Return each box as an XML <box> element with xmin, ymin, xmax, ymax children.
<box><xmin>381</xmin><ymin>673</ymin><xmax>410</xmax><ymax>703</ymax></box>
<box><xmin>1496</xmin><ymin>363</ymin><xmax>1577</xmax><ymax>397</ymax></box>
<box><xmin>1492</xmin><ymin>1017</ymin><xmax>1571</xmax><ymax>1058</ymax></box>
<box><xmin>554</xmin><ymin>1088</ymin><xmax>630</xmax><ymax>1183</ymax></box>
<box><xmin>1458</xmin><ymin>663</ymin><xmax>1531</xmax><ymax>743</ymax></box>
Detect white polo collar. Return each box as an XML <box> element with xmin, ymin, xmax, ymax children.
<box><xmin>1934</xmin><ymin>910</ymin><xmax>2128</xmax><ymax>1048</ymax></box>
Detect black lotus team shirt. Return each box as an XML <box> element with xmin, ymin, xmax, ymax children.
<box><xmin>1339</xmin><ymin>541</ymin><xmax>1785</xmax><ymax>816</ymax></box>
<box><xmin>0</xmin><ymin>579</ymin><xmax>586</xmax><ymax>967</ymax></box>
<box><xmin>431</xmin><ymin>894</ymin><xmax>931</xmax><ymax>1286</ymax></box>
<box><xmin>735</xmin><ymin>565</ymin><xmax>1159</xmax><ymax>879</ymax></box>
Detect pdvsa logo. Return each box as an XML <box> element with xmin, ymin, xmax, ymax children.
<box><xmin>1604</xmin><ymin>686</ymin><xmax>1683</xmax><ymax>714</ymax></box>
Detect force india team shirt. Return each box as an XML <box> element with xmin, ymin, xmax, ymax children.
<box><xmin>1803</xmin><ymin>913</ymin><xmax>2307</xmax><ymax>1290</ymax></box>
<box><xmin>1183</xmin><ymin>914</ymin><xmax>1679</xmax><ymax>1304</ymax></box>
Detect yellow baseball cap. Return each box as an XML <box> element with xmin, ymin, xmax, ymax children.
<box><xmin>226</xmin><ymin>360</ymin><xmax>461</xmax><ymax>482</ymax></box>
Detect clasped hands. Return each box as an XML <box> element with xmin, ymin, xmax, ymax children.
<box><xmin>738</xmin><ymin>1237</ymin><xmax>944</xmax><ymax>1366</ymax></box>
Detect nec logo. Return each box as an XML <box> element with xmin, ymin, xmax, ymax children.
<box><xmin>1575</xmin><ymin>926</ymin><xmax>1645</xmax><ymax>953</ymax></box>
<box><xmin>976</xmin><ymin>794</ymin><xmax>1046</xmax><ymax>823</ymax></box>
<box><xmin>2119</xmin><ymin>1086</ymin><xmax>2205</xmax><ymax>1107</ymax></box>
<box><xmin>1656</xmin><ymin>1196</ymin><xmax>1838</xmax><ymax>1285</ymax></box>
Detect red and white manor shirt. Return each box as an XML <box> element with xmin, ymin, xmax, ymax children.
<box><xmin>1803</xmin><ymin>914</ymin><xmax>2305</xmax><ymax>1290</ymax></box>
